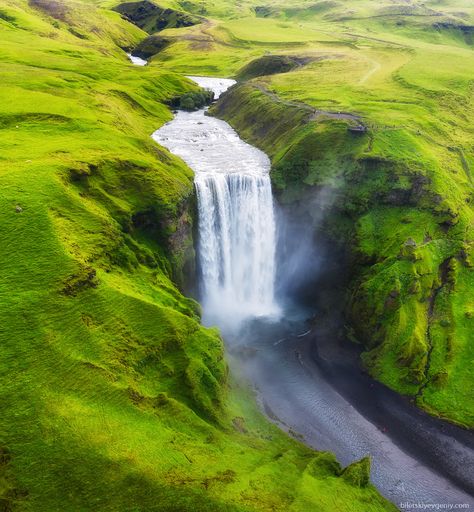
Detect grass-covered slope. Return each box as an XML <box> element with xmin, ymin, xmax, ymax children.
<box><xmin>211</xmin><ymin>73</ymin><xmax>473</xmax><ymax>428</ymax></box>
<box><xmin>0</xmin><ymin>1</ymin><xmax>395</xmax><ymax>510</ymax></box>
<box><xmin>146</xmin><ymin>0</ymin><xmax>474</xmax><ymax>428</ymax></box>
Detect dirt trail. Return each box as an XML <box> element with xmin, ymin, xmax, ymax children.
<box><xmin>359</xmin><ymin>56</ymin><xmax>381</xmax><ymax>84</ymax></box>
<box><xmin>252</xmin><ymin>83</ymin><xmax>363</xmax><ymax>124</ymax></box>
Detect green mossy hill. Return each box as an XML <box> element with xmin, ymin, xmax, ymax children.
<box><xmin>0</xmin><ymin>1</ymin><xmax>395</xmax><ymax>510</ymax></box>
<box><xmin>114</xmin><ymin>0</ymin><xmax>201</xmax><ymax>34</ymax></box>
<box><xmin>212</xmin><ymin>83</ymin><xmax>312</xmax><ymax>154</ymax></box>
<box><xmin>236</xmin><ymin>55</ymin><xmax>307</xmax><ymax>81</ymax></box>
<box><xmin>432</xmin><ymin>22</ymin><xmax>474</xmax><ymax>46</ymax></box>
<box><xmin>212</xmin><ymin>78</ymin><xmax>474</xmax><ymax>429</ymax></box>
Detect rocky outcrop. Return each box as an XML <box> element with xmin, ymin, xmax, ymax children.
<box><xmin>114</xmin><ymin>1</ymin><xmax>201</xmax><ymax>34</ymax></box>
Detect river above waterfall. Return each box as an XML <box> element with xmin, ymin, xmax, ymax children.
<box><xmin>127</xmin><ymin>53</ymin><xmax>147</xmax><ymax>66</ymax></box>
<box><xmin>152</xmin><ymin>77</ymin><xmax>474</xmax><ymax>509</ymax></box>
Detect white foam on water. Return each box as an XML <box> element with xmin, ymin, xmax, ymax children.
<box><xmin>127</xmin><ymin>53</ymin><xmax>147</xmax><ymax>66</ymax></box>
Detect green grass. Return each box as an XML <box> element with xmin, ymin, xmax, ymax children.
<box><xmin>0</xmin><ymin>0</ymin><xmax>397</xmax><ymax>510</ymax></box>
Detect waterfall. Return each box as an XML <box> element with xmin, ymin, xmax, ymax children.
<box><xmin>152</xmin><ymin>76</ymin><xmax>279</xmax><ymax>329</ymax></box>
<box><xmin>195</xmin><ymin>171</ymin><xmax>279</xmax><ymax>326</ymax></box>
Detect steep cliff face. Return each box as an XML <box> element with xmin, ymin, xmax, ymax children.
<box><xmin>212</xmin><ymin>82</ymin><xmax>474</xmax><ymax>428</ymax></box>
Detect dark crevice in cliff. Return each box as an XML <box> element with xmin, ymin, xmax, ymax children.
<box><xmin>131</xmin><ymin>34</ymin><xmax>171</xmax><ymax>59</ymax></box>
<box><xmin>416</xmin><ymin>257</ymin><xmax>453</xmax><ymax>400</ymax></box>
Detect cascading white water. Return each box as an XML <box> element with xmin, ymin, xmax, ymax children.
<box><xmin>127</xmin><ymin>53</ymin><xmax>147</xmax><ymax>66</ymax></box>
<box><xmin>152</xmin><ymin>76</ymin><xmax>280</xmax><ymax>328</ymax></box>
<box><xmin>195</xmin><ymin>171</ymin><xmax>278</xmax><ymax>324</ymax></box>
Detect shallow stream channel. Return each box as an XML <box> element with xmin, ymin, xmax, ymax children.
<box><xmin>152</xmin><ymin>76</ymin><xmax>474</xmax><ymax>509</ymax></box>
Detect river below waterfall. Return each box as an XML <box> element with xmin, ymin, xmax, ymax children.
<box><xmin>152</xmin><ymin>77</ymin><xmax>474</xmax><ymax>509</ymax></box>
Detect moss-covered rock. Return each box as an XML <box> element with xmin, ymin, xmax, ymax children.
<box><xmin>172</xmin><ymin>89</ymin><xmax>215</xmax><ymax>111</ymax></box>
<box><xmin>114</xmin><ymin>0</ymin><xmax>201</xmax><ymax>34</ymax></box>
<box><xmin>341</xmin><ymin>457</ymin><xmax>371</xmax><ymax>488</ymax></box>
<box><xmin>305</xmin><ymin>451</ymin><xmax>341</xmax><ymax>478</ymax></box>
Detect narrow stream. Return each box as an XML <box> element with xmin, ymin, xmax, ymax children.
<box><xmin>127</xmin><ymin>53</ymin><xmax>147</xmax><ymax>66</ymax></box>
<box><xmin>152</xmin><ymin>77</ymin><xmax>474</xmax><ymax>509</ymax></box>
